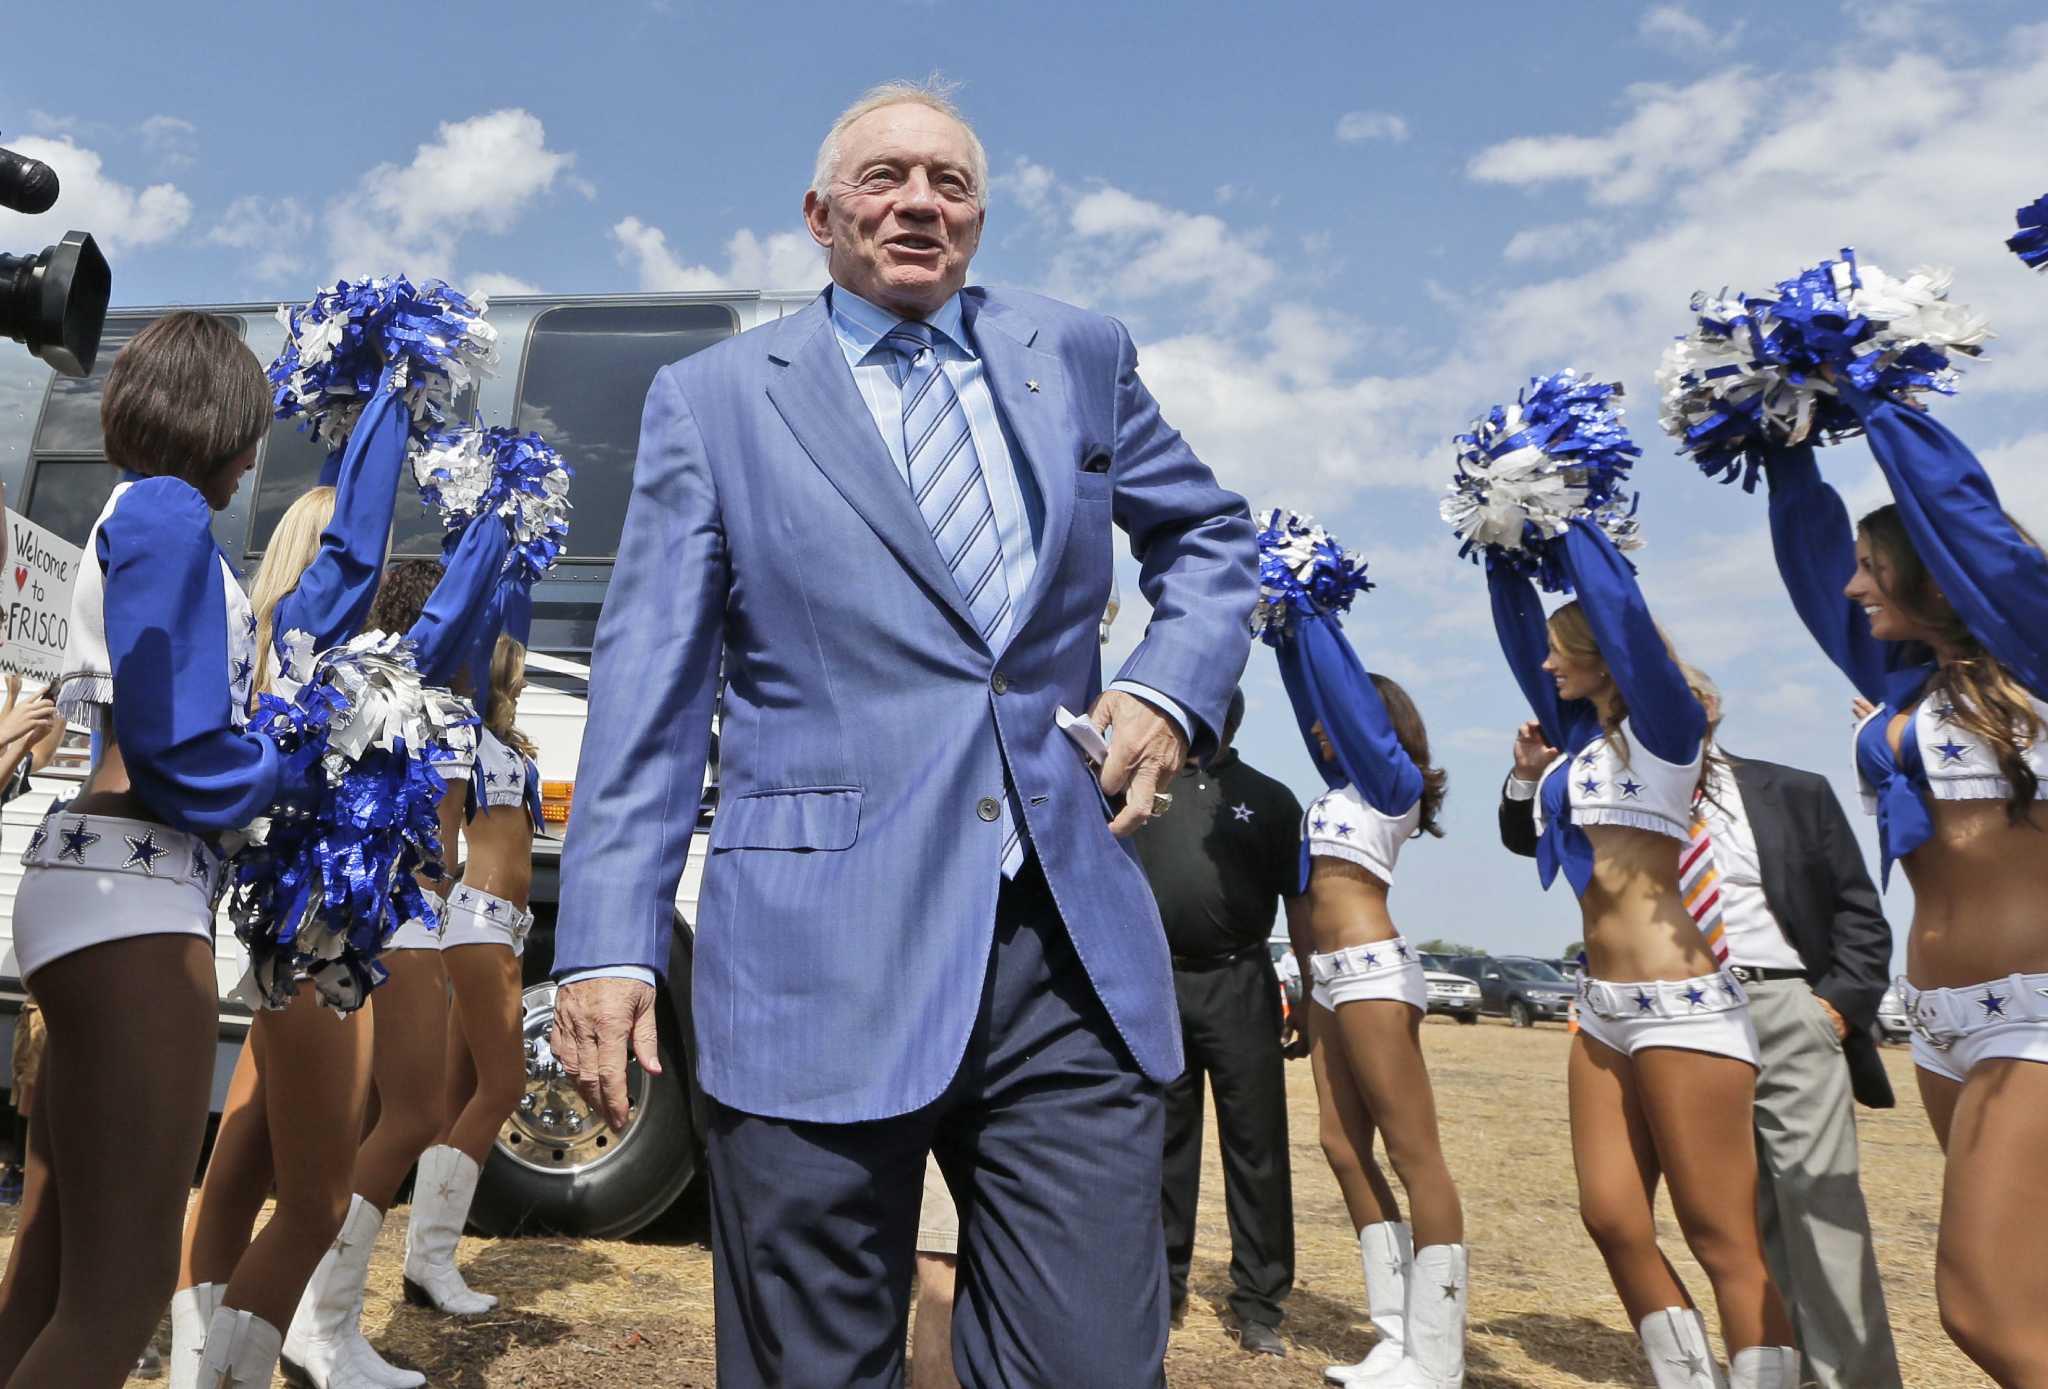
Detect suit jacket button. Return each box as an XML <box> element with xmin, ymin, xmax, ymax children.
<box><xmin>991</xmin><ymin>672</ymin><xmax>1008</xmax><ymax>695</ymax></box>
<box><xmin>976</xmin><ymin>797</ymin><xmax>1000</xmax><ymax>822</ymax></box>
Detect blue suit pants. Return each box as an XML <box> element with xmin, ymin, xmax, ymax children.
<box><xmin>706</xmin><ymin>859</ymin><xmax>1170</xmax><ymax>1388</ymax></box>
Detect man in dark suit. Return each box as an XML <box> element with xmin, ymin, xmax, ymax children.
<box><xmin>1500</xmin><ymin>718</ymin><xmax>1902</xmax><ymax>1389</ymax></box>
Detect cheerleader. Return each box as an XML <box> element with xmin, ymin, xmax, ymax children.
<box><xmin>1761</xmin><ymin>384</ymin><xmax>2048</xmax><ymax>1382</ymax></box>
<box><xmin>402</xmin><ymin>631</ymin><xmax>543</xmax><ymax>1317</ymax></box>
<box><xmin>1450</xmin><ymin>373</ymin><xmax>1795</xmax><ymax>1388</ymax></box>
<box><xmin>1252</xmin><ymin>513</ymin><xmax>1465</xmax><ymax>1389</ymax></box>
<box><xmin>284</xmin><ymin>534</ymin><xmax>512</xmax><ymax>1389</ymax></box>
<box><xmin>168</xmin><ymin>376</ymin><xmax>410</xmax><ymax>1386</ymax></box>
<box><xmin>0</xmin><ymin>313</ymin><xmax>291</xmax><ymax>1387</ymax></box>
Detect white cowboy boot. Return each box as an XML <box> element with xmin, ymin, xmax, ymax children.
<box><xmin>196</xmin><ymin>1305</ymin><xmax>282</xmax><ymax>1389</ymax></box>
<box><xmin>1324</xmin><ymin>1221</ymin><xmax>1411</xmax><ymax>1385</ymax></box>
<box><xmin>1377</xmin><ymin>1243</ymin><xmax>1466</xmax><ymax>1388</ymax></box>
<box><xmin>283</xmin><ymin>1195</ymin><xmax>425</xmax><ymax>1388</ymax></box>
<box><xmin>168</xmin><ymin>1283</ymin><xmax>222</xmax><ymax>1389</ymax></box>
<box><xmin>1638</xmin><ymin>1308</ymin><xmax>1725</xmax><ymax>1388</ymax></box>
<box><xmin>1728</xmin><ymin>1345</ymin><xmax>1799</xmax><ymax>1389</ymax></box>
<box><xmin>403</xmin><ymin>1145</ymin><xmax>497</xmax><ymax>1316</ymax></box>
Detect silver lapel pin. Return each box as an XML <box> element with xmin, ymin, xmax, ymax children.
<box><xmin>1025</xmin><ymin>379</ymin><xmax>1040</xmax><ymax>393</ymax></box>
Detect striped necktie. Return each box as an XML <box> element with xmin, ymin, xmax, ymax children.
<box><xmin>880</xmin><ymin>320</ymin><xmax>1023</xmax><ymax>876</ymax></box>
<box><xmin>1680</xmin><ymin>793</ymin><xmax>1730</xmax><ymax>964</ymax></box>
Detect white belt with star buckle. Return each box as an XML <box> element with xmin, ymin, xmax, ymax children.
<box><xmin>20</xmin><ymin>805</ymin><xmax>227</xmax><ymax>903</ymax></box>
<box><xmin>1898</xmin><ymin>972</ymin><xmax>2048</xmax><ymax>1050</ymax></box>
<box><xmin>1579</xmin><ymin>969</ymin><xmax>1748</xmax><ymax>1022</ymax></box>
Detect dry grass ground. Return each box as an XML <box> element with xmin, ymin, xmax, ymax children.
<box><xmin>2</xmin><ymin>1016</ymin><xmax>1981</xmax><ymax>1386</ymax></box>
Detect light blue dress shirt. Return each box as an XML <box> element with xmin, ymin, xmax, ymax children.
<box><xmin>562</xmin><ymin>285</ymin><xmax>1190</xmax><ymax>988</ymax></box>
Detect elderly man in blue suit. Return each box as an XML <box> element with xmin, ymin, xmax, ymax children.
<box><xmin>549</xmin><ymin>79</ymin><xmax>1257</xmax><ymax>1387</ymax></box>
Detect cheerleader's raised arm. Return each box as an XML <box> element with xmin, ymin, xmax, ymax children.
<box><xmin>1761</xmin><ymin>443</ymin><xmax>1902</xmax><ymax>703</ymax></box>
<box><xmin>1553</xmin><ymin>521</ymin><xmax>1705</xmax><ymax>765</ymax></box>
<box><xmin>406</xmin><ymin>513</ymin><xmax>513</xmax><ymax>685</ymax></box>
<box><xmin>1839</xmin><ymin>383</ymin><xmax>2048</xmax><ymax>694</ymax></box>
<box><xmin>100</xmin><ymin>476</ymin><xmax>287</xmax><ymax>832</ymax></box>
<box><xmin>1279</xmin><ymin>613</ymin><xmax>1422</xmax><ymax>817</ymax></box>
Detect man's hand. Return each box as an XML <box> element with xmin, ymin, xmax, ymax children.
<box><xmin>550</xmin><ymin>977</ymin><xmax>664</xmax><ymax>1132</ymax></box>
<box><xmin>1816</xmin><ymin>996</ymin><xmax>1850</xmax><ymax>1041</ymax></box>
<box><xmin>1089</xmin><ymin>688</ymin><xmax>1188</xmax><ymax>838</ymax></box>
<box><xmin>1280</xmin><ymin>1007</ymin><xmax>1310</xmax><ymax>1059</ymax></box>
<box><xmin>1511</xmin><ymin>721</ymin><xmax>1559</xmax><ymax>780</ymax></box>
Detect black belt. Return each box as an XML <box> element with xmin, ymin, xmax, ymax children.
<box><xmin>1725</xmin><ymin>965</ymin><xmax>1808</xmax><ymax>985</ymax></box>
<box><xmin>1171</xmin><ymin>944</ymin><xmax>1267</xmax><ymax>972</ymax></box>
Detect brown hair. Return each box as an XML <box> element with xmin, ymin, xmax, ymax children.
<box><xmin>100</xmin><ymin>312</ymin><xmax>269</xmax><ymax>489</ymax></box>
<box><xmin>485</xmin><ymin>636</ymin><xmax>537</xmax><ymax>761</ymax></box>
<box><xmin>1546</xmin><ymin>600</ymin><xmax>1716</xmax><ymax>799</ymax></box>
<box><xmin>368</xmin><ymin>559</ymin><xmax>445</xmax><ymax>636</ymax></box>
<box><xmin>1859</xmin><ymin>504</ymin><xmax>2043</xmax><ymax>823</ymax></box>
<box><xmin>1370</xmin><ymin>673</ymin><xmax>1447</xmax><ymax>838</ymax></box>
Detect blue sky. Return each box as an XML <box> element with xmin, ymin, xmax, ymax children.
<box><xmin>6</xmin><ymin>0</ymin><xmax>2047</xmax><ymax>964</ymax></box>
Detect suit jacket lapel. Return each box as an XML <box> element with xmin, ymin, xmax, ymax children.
<box><xmin>764</xmin><ymin>296</ymin><xmax>979</xmax><ymax>636</ymax></box>
<box><xmin>965</xmin><ymin>293</ymin><xmax>1073</xmax><ymax>642</ymax></box>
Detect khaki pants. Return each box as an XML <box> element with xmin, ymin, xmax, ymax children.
<box><xmin>917</xmin><ymin>1154</ymin><xmax>958</xmax><ymax>1257</ymax></box>
<box><xmin>1747</xmin><ymin>978</ymin><xmax>1901</xmax><ymax>1389</ymax></box>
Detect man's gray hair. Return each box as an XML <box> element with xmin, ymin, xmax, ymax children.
<box><xmin>810</xmin><ymin>77</ymin><xmax>989</xmax><ymax>210</ymax></box>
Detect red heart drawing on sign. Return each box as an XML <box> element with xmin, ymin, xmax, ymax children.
<box><xmin>11</xmin><ymin>567</ymin><xmax>23</xmax><ymax>591</ymax></box>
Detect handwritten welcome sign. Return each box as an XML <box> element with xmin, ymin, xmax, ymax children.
<box><xmin>1</xmin><ymin>510</ymin><xmax>81</xmax><ymax>683</ymax></box>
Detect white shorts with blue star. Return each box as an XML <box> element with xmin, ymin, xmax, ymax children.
<box><xmin>1901</xmin><ymin>972</ymin><xmax>2048</xmax><ymax>1083</ymax></box>
<box><xmin>1309</xmin><ymin>935</ymin><xmax>1427</xmax><ymax>1014</ymax></box>
<box><xmin>1576</xmin><ymin>969</ymin><xmax>1759</xmax><ymax>1068</ymax></box>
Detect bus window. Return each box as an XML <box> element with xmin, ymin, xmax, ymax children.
<box><xmin>512</xmin><ymin>303</ymin><xmax>737</xmax><ymax>561</ymax></box>
<box><xmin>246</xmin><ymin>421</ymin><xmax>447</xmax><ymax>558</ymax></box>
<box><xmin>23</xmin><ymin>318</ymin><xmax>166</xmax><ymax>545</ymax></box>
<box><xmin>24</xmin><ymin>459</ymin><xmax>120</xmax><ymax>546</ymax></box>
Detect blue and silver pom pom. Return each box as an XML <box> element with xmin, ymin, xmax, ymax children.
<box><xmin>2010</xmin><ymin>196</ymin><xmax>2048</xmax><ymax>273</ymax></box>
<box><xmin>1249</xmin><ymin>509</ymin><xmax>1370</xmax><ymax>646</ymax></box>
<box><xmin>1657</xmin><ymin>249</ymin><xmax>1991</xmax><ymax>485</ymax></box>
<box><xmin>229</xmin><ymin>632</ymin><xmax>477</xmax><ymax>1013</ymax></box>
<box><xmin>1441</xmin><ymin>370</ymin><xmax>1643</xmax><ymax>592</ymax></box>
<box><xmin>413</xmin><ymin>425</ymin><xmax>573</xmax><ymax>583</ymax></box>
<box><xmin>269</xmin><ymin>276</ymin><xmax>500</xmax><ymax>455</ymax></box>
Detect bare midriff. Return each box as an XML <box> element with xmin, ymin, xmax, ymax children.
<box><xmin>1899</xmin><ymin>801</ymin><xmax>2048</xmax><ymax>988</ymax></box>
<box><xmin>1578</xmin><ymin>823</ymin><xmax>1719</xmax><ymax>983</ymax></box>
<box><xmin>69</xmin><ymin>741</ymin><xmax>163</xmax><ymax>824</ymax></box>
<box><xmin>459</xmin><ymin>803</ymin><xmax>534</xmax><ymax>909</ymax></box>
<box><xmin>1308</xmin><ymin>856</ymin><xmax>1397</xmax><ymax>954</ymax></box>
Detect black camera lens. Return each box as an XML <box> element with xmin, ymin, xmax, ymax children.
<box><xmin>0</xmin><ymin>231</ymin><xmax>112</xmax><ymax>377</ymax></box>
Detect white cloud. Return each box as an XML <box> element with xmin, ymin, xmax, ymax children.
<box><xmin>611</xmin><ymin>217</ymin><xmax>824</xmax><ymax>291</ymax></box>
<box><xmin>1847</xmin><ymin>0</ymin><xmax>1934</xmax><ymax>43</ymax></box>
<box><xmin>325</xmin><ymin>109</ymin><xmax>572</xmax><ymax>281</ymax></box>
<box><xmin>1335</xmin><ymin>111</ymin><xmax>1409</xmax><ymax>143</ymax></box>
<box><xmin>1039</xmin><ymin>183</ymin><xmax>1276</xmax><ymax>311</ymax></box>
<box><xmin>1501</xmin><ymin>219</ymin><xmax>1612</xmax><ymax>263</ymax></box>
<box><xmin>466</xmin><ymin>271</ymin><xmax>544</xmax><ymax>299</ymax></box>
<box><xmin>1638</xmin><ymin>5</ymin><xmax>1743</xmax><ymax>55</ymax></box>
<box><xmin>138</xmin><ymin>114</ymin><xmax>198</xmax><ymax>169</ymax></box>
<box><xmin>997</xmin><ymin>157</ymin><xmax>1054</xmax><ymax>213</ymax></box>
<box><xmin>208</xmin><ymin>195</ymin><xmax>312</xmax><ymax>281</ymax></box>
<box><xmin>0</xmin><ymin>134</ymin><xmax>191</xmax><ymax>253</ymax></box>
<box><xmin>1467</xmin><ymin>73</ymin><xmax>1762</xmax><ymax>206</ymax></box>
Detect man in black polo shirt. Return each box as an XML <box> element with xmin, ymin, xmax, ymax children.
<box><xmin>1132</xmin><ymin>690</ymin><xmax>1306</xmax><ymax>1358</ymax></box>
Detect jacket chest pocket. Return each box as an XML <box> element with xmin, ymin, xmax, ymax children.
<box><xmin>710</xmin><ymin>787</ymin><xmax>863</xmax><ymax>852</ymax></box>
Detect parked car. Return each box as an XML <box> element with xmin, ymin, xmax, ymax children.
<box><xmin>1448</xmin><ymin>955</ymin><xmax>1577</xmax><ymax>1027</ymax></box>
<box><xmin>1876</xmin><ymin>983</ymin><xmax>1911</xmax><ymax>1044</ymax></box>
<box><xmin>1551</xmin><ymin>956</ymin><xmax>1585</xmax><ymax>982</ymax></box>
<box><xmin>1424</xmin><ymin>970</ymin><xmax>1481</xmax><ymax>1024</ymax></box>
<box><xmin>0</xmin><ymin>290</ymin><xmax>819</xmax><ymax>1237</ymax></box>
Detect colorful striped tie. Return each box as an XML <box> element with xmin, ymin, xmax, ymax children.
<box><xmin>1680</xmin><ymin>797</ymin><xmax>1729</xmax><ymax>964</ymax></box>
<box><xmin>881</xmin><ymin>320</ymin><xmax>1023</xmax><ymax>876</ymax></box>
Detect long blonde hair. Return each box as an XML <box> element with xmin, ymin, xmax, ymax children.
<box><xmin>1547</xmin><ymin>600</ymin><xmax>1718</xmax><ymax>797</ymax></box>
<box><xmin>485</xmin><ymin>635</ymin><xmax>537</xmax><ymax>760</ymax></box>
<box><xmin>248</xmin><ymin>486</ymin><xmax>336</xmax><ymax>695</ymax></box>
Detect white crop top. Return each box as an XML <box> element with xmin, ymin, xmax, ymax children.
<box><xmin>1532</xmin><ymin>718</ymin><xmax>1700</xmax><ymax>844</ymax></box>
<box><xmin>1853</xmin><ymin>694</ymin><xmax>2048</xmax><ymax>813</ymax></box>
<box><xmin>473</xmin><ymin>728</ymin><xmax>532</xmax><ymax>811</ymax></box>
<box><xmin>1304</xmin><ymin>782</ymin><xmax>1422</xmax><ymax>884</ymax></box>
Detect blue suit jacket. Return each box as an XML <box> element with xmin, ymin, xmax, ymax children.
<box><xmin>554</xmin><ymin>286</ymin><xmax>1257</xmax><ymax>1122</ymax></box>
